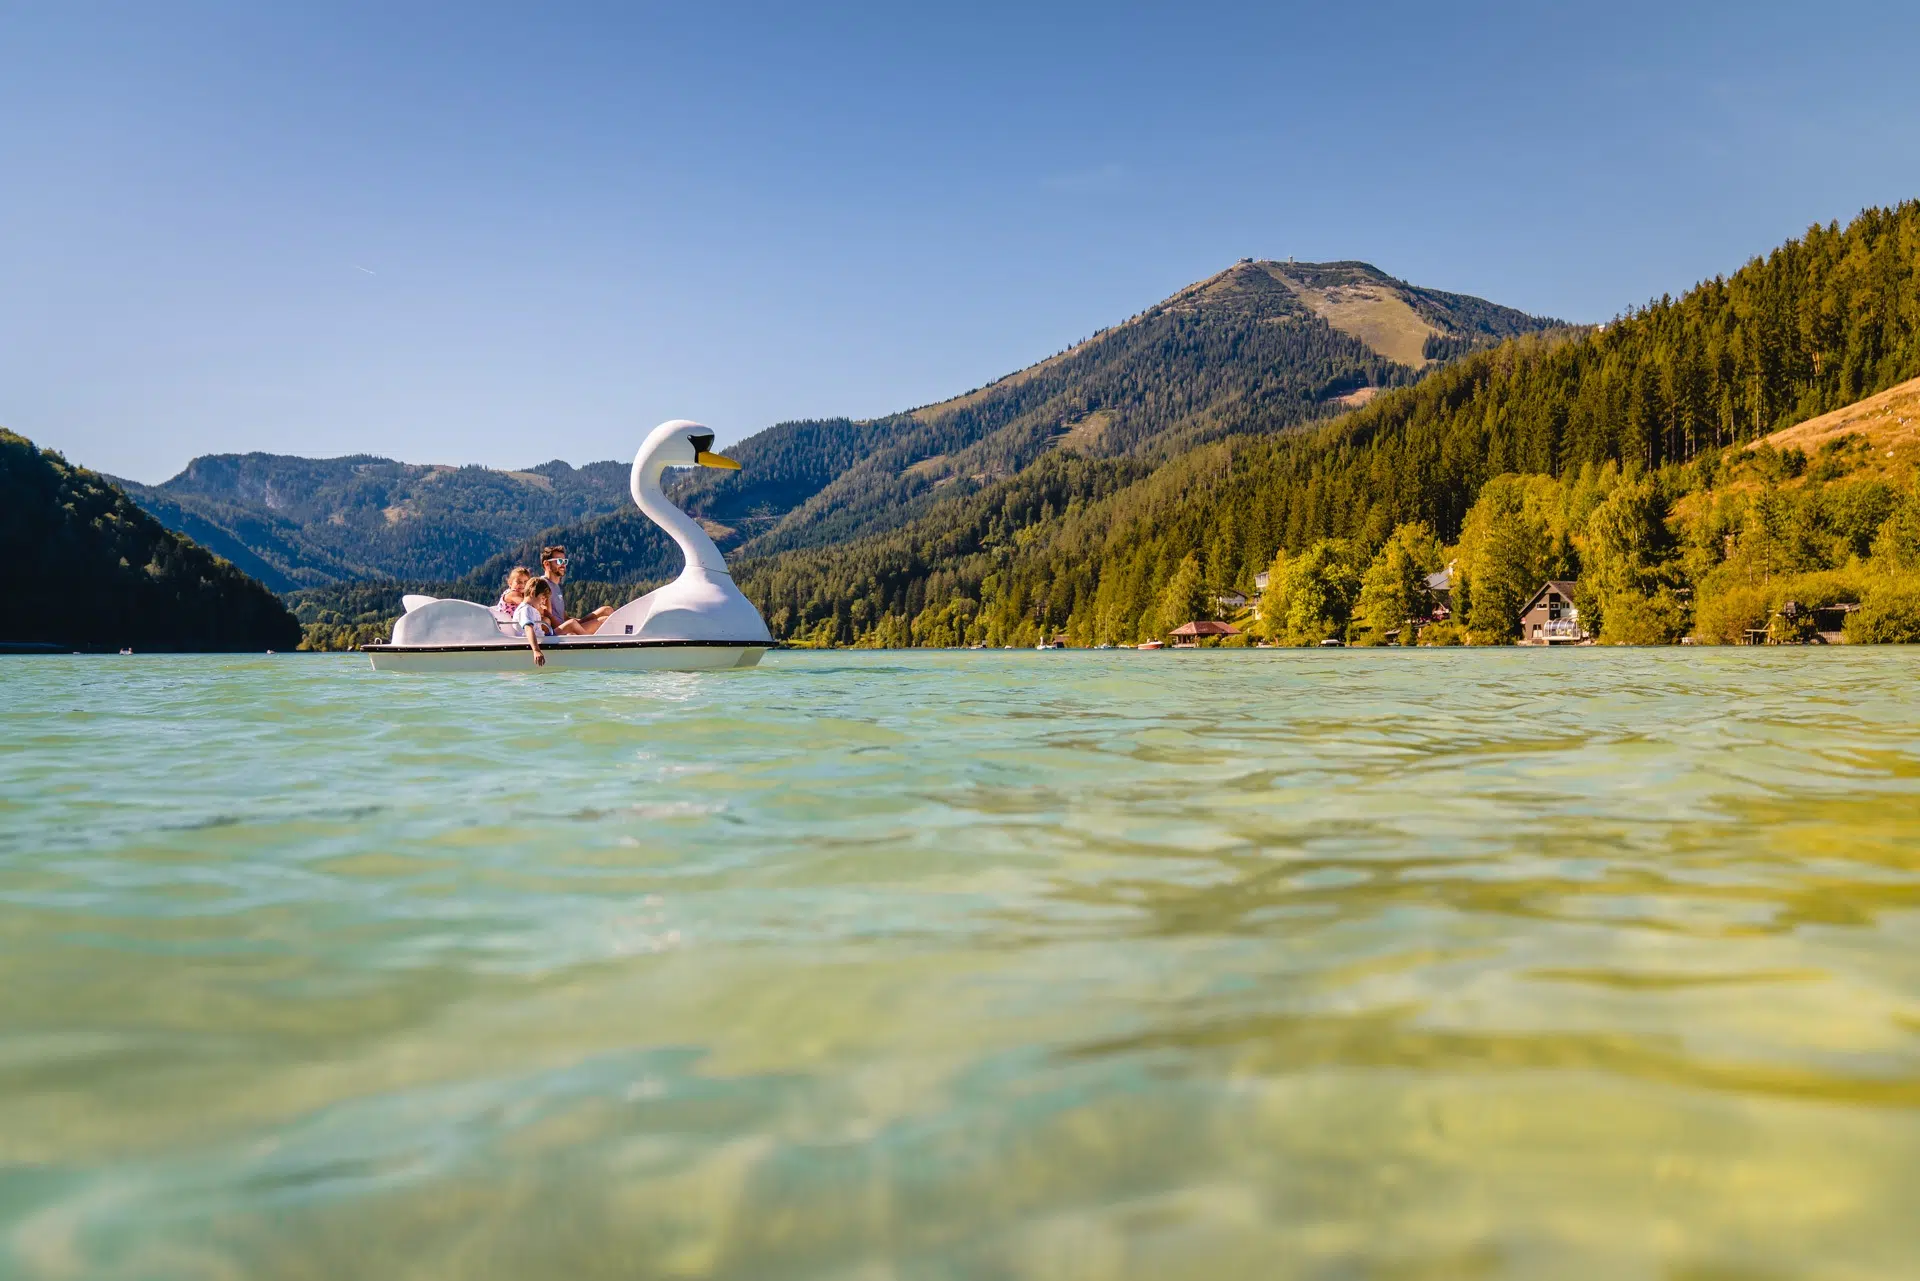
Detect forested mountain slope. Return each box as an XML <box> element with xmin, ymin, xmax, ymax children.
<box><xmin>118</xmin><ymin>485</ymin><xmax>373</xmax><ymax>591</ymax></box>
<box><xmin>734</xmin><ymin>202</ymin><xmax>1920</xmax><ymax>647</ymax></box>
<box><xmin>131</xmin><ymin>261</ymin><xmax>1554</xmax><ymax>602</ymax></box>
<box><xmin>722</xmin><ymin>260</ymin><xmax>1554</xmax><ymax>563</ymax></box>
<box><xmin>118</xmin><ymin>454</ymin><xmax>635</xmax><ymax>589</ymax></box>
<box><xmin>1</xmin><ymin>430</ymin><xmax>302</xmax><ymax>651</ymax></box>
<box><xmin>461</xmin><ymin>259</ymin><xmax>1562</xmax><ymax>591</ymax></box>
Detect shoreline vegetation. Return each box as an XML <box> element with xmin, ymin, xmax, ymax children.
<box><xmin>294</xmin><ymin>413</ymin><xmax>1920</xmax><ymax>653</ymax></box>
<box><xmin>295</xmin><ymin>202</ymin><xmax>1920</xmax><ymax>652</ymax></box>
<box><xmin>731</xmin><ymin>203</ymin><xmax>1920</xmax><ymax>650</ymax></box>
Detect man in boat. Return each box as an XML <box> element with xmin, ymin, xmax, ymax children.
<box><xmin>537</xmin><ymin>545</ymin><xmax>615</xmax><ymax>636</ymax></box>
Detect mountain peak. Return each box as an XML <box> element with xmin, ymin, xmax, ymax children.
<box><xmin>1167</xmin><ymin>258</ymin><xmax>1556</xmax><ymax>368</ymax></box>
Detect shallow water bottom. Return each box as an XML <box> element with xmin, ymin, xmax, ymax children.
<box><xmin>1</xmin><ymin>649</ymin><xmax>1917</xmax><ymax>1278</ymax></box>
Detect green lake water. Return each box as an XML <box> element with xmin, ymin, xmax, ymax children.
<box><xmin>2</xmin><ymin>648</ymin><xmax>1918</xmax><ymax>1279</ymax></box>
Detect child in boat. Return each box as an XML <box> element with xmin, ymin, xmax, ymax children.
<box><xmin>492</xmin><ymin>566</ymin><xmax>533</xmax><ymax>621</ymax></box>
<box><xmin>511</xmin><ymin>577</ymin><xmax>553</xmax><ymax>667</ymax></box>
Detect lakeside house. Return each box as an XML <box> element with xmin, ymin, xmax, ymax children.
<box><xmin>1170</xmin><ymin>620</ymin><xmax>1240</xmax><ymax>648</ymax></box>
<box><xmin>1745</xmin><ymin>600</ymin><xmax>1860</xmax><ymax>645</ymax></box>
<box><xmin>1250</xmin><ymin>572</ymin><xmax>1270</xmax><ymax>619</ymax></box>
<box><xmin>1214</xmin><ymin>590</ymin><xmax>1248</xmax><ymax>612</ymax></box>
<box><xmin>1425</xmin><ymin>566</ymin><xmax>1454</xmax><ymax>621</ymax></box>
<box><xmin>1518</xmin><ymin>581</ymin><xmax>1586</xmax><ymax>644</ymax></box>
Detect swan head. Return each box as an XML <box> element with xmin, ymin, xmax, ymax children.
<box><xmin>630</xmin><ymin>419</ymin><xmax>751</xmax><ymax>580</ymax></box>
<box><xmin>639</xmin><ymin>419</ymin><xmax>741</xmax><ymax>473</ymax></box>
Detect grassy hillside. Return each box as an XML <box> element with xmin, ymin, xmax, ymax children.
<box><xmin>1</xmin><ymin>430</ymin><xmax>303</xmax><ymax>652</ymax></box>
<box><xmin>1757</xmin><ymin>373</ymin><xmax>1920</xmax><ymax>458</ymax></box>
<box><xmin>733</xmin><ymin>202</ymin><xmax>1920</xmax><ymax>647</ymax></box>
<box><xmin>1212</xmin><ymin>259</ymin><xmax>1554</xmax><ymax>368</ymax></box>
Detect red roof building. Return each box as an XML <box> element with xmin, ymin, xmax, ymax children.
<box><xmin>1169</xmin><ymin>620</ymin><xmax>1241</xmax><ymax>647</ymax></box>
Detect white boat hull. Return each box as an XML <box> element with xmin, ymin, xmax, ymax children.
<box><xmin>364</xmin><ymin>640</ymin><xmax>768</xmax><ymax>673</ymax></box>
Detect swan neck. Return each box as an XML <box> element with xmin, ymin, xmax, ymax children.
<box><xmin>632</xmin><ymin>456</ymin><xmax>728</xmax><ymax>575</ymax></box>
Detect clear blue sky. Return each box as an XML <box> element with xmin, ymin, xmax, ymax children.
<box><xmin>4</xmin><ymin>1</ymin><xmax>1917</xmax><ymax>482</ymax></box>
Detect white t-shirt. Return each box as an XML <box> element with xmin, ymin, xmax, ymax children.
<box><xmin>510</xmin><ymin>602</ymin><xmax>548</xmax><ymax>637</ymax></box>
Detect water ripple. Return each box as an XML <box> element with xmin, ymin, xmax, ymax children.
<box><xmin>1</xmin><ymin>649</ymin><xmax>1918</xmax><ymax>1278</ymax></box>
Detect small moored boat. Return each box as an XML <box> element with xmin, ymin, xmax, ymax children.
<box><xmin>364</xmin><ymin>421</ymin><xmax>774</xmax><ymax>673</ymax></box>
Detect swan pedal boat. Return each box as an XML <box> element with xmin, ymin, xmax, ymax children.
<box><xmin>364</xmin><ymin>421</ymin><xmax>774</xmax><ymax>674</ymax></box>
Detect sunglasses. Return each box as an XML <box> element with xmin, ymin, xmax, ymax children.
<box><xmin>546</xmin><ymin>556</ymin><xmax>569</xmax><ymax>568</ymax></box>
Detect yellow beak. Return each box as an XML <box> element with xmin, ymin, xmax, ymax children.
<box><xmin>695</xmin><ymin>450</ymin><xmax>741</xmax><ymax>470</ymax></box>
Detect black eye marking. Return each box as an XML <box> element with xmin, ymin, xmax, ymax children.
<box><xmin>689</xmin><ymin>433</ymin><xmax>715</xmax><ymax>453</ymax></box>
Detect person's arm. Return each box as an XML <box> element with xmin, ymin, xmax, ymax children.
<box><xmin>515</xmin><ymin>609</ymin><xmax>547</xmax><ymax>666</ymax></box>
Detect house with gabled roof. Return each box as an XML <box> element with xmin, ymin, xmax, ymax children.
<box><xmin>1169</xmin><ymin>620</ymin><xmax>1240</xmax><ymax>648</ymax></box>
<box><xmin>1518</xmin><ymin>580</ymin><xmax>1586</xmax><ymax>645</ymax></box>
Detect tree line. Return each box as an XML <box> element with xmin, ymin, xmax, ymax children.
<box><xmin>730</xmin><ymin>202</ymin><xmax>1920</xmax><ymax>648</ymax></box>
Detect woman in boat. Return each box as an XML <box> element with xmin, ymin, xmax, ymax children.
<box><xmin>510</xmin><ymin>577</ymin><xmax>553</xmax><ymax>667</ymax></box>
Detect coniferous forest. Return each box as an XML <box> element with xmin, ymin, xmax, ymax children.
<box><xmin>1</xmin><ymin>431</ymin><xmax>304</xmax><ymax>652</ymax></box>
<box><xmin>734</xmin><ymin>203</ymin><xmax>1920</xmax><ymax>648</ymax></box>
<box><xmin>281</xmin><ymin>205</ymin><xmax>1920</xmax><ymax>651</ymax></box>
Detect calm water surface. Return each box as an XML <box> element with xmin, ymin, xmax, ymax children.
<box><xmin>2</xmin><ymin>649</ymin><xmax>1918</xmax><ymax>1279</ymax></box>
